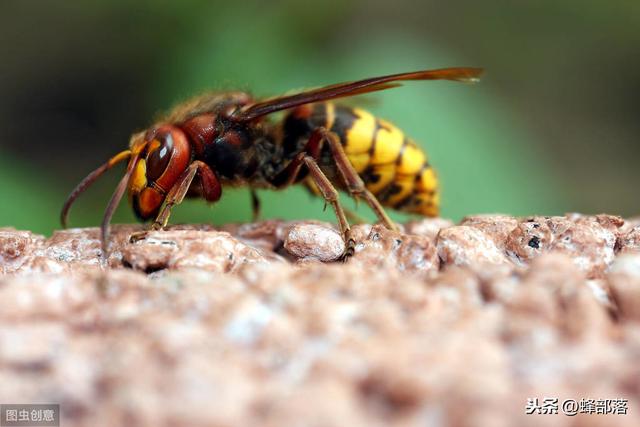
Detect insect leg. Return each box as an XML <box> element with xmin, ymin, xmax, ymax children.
<box><xmin>302</xmin><ymin>156</ymin><xmax>355</xmax><ymax>260</ymax></box>
<box><xmin>270</xmin><ymin>129</ymin><xmax>325</xmax><ymax>188</ymax></box>
<box><xmin>316</xmin><ymin>128</ymin><xmax>398</xmax><ymax>231</ymax></box>
<box><xmin>250</xmin><ymin>189</ymin><xmax>261</xmax><ymax>221</ymax></box>
<box><xmin>269</xmin><ymin>128</ymin><xmax>356</xmax><ymax>259</ymax></box>
<box><xmin>130</xmin><ymin>161</ymin><xmax>221</xmax><ymax>242</ymax></box>
<box><xmin>154</xmin><ymin>160</ymin><xmax>221</xmax><ymax>229</ymax></box>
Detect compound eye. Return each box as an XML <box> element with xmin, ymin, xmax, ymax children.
<box><xmin>146</xmin><ymin>134</ymin><xmax>174</xmax><ymax>181</ymax></box>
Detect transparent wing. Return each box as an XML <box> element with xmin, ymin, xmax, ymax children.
<box><xmin>235</xmin><ymin>67</ymin><xmax>483</xmax><ymax>121</ymax></box>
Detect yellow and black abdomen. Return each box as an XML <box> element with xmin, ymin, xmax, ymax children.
<box><xmin>281</xmin><ymin>103</ymin><xmax>439</xmax><ymax>217</ymax></box>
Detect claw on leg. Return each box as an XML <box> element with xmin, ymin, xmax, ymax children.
<box><xmin>340</xmin><ymin>237</ymin><xmax>356</xmax><ymax>262</ymax></box>
<box><xmin>129</xmin><ymin>230</ymin><xmax>150</xmax><ymax>244</ymax></box>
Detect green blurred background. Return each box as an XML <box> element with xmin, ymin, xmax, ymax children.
<box><xmin>1</xmin><ymin>0</ymin><xmax>638</xmax><ymax>235</ymax></box>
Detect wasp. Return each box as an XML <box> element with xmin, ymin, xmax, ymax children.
<box><xmin>61</xmin><ymin>67</ymin><xmax>482</xmax><ymax>259</ymax></box>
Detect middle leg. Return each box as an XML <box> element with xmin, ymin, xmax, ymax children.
<box><xmin>317</xmin><ymin>128</ymin><xmax>398</xmax><ymax>231</ymax></box>
<box><xmin>250</xmin><ymin>189</ymin><xmax>261</xmax><ymax>222</ymax></box>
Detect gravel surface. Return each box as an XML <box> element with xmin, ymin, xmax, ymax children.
<box><xmin>1</xmin><ymin>214</ymin><xmax>639</xmax><ymax>426</ymax></box>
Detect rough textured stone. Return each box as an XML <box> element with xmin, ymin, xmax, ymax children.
<box><xmin>505</xmin><ymin>215</ymin><xmax>619</xmax><ymax>277</ymax></box>
<box><xmin>437</xmin><ymin>225</ymin><xmax>509</xmax><ymax>267</ymax></box>
<box><xmin>505</xmin><ymin>216</ymin><xmax>566</xmax><ymax>266</ymax></box>
<box><xmin>403</xmin><ymin>217</ymin><xmax>454</xmax><ymax>242</ymax></box>
<box><xmin>284</xmin><ymin>222</ymin><xmax>345</xmax><ymax>262</ymax></box>
<box><xmin>352</xmin><ymin>225</ymin><xmax>439</xmax><ymax>272</ymax></box>
<box><xmin>608</xmin><ymin>253</ymin><xmax>640</xmax><ymax>322</ymax></box>
<box><xmin>1</xmin><ymin>215</ymin><xmax>639</xmax><ymax>427</ymax></box>
<box><xmin>122</xmin><ymin>229</ymin><xmax>272</xmax><ymax>273</ymax></box>
<box><xmin>617</xmin><ymin>225</ymin><xmax>640</xmax><ymax>254</ymax></box>
<box><xmin>460</xmin><ymin>214</ymin><xmax>519</xmax><ymax>249</ymax></box>
<box><xmin>0</xmin><ymin>228</ymin><xmax>45</xmax><ymax>273</ymax></box>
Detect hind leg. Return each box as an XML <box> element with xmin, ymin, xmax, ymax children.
<box><xmin>316</xmin><ymin>128</ymin><xmax>398</xmax><ymax>231</ymax></box>
<box><xmin>279</xmin><ymin>128</ymin><xmax>397</xmax><ymax>231</ymax></box>
<box><xmin>302</xmin><ymin>156</ymin><xmax>355</xmax><ymax>260</ymax></box>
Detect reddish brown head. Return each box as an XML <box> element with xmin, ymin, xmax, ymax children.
<box><xmin>60</xmin><ymin>125</ymin><xmax>192</xmax><ymax>255</ymax></box>
<box><xmin>129</xmin><ymin>125</ymin><xmax>192</xmax><ymax>220</ymax></box>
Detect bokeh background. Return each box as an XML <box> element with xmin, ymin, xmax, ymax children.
<box><xmin>1</xmin><ymin>0</ymin><xmax>638</xmax><ymax>235</ymax></box>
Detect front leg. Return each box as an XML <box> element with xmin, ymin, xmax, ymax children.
<box><xmin>130</xmin><ymin>161</ymin><xmax>221</xmax><ymax>242</ymax></box>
